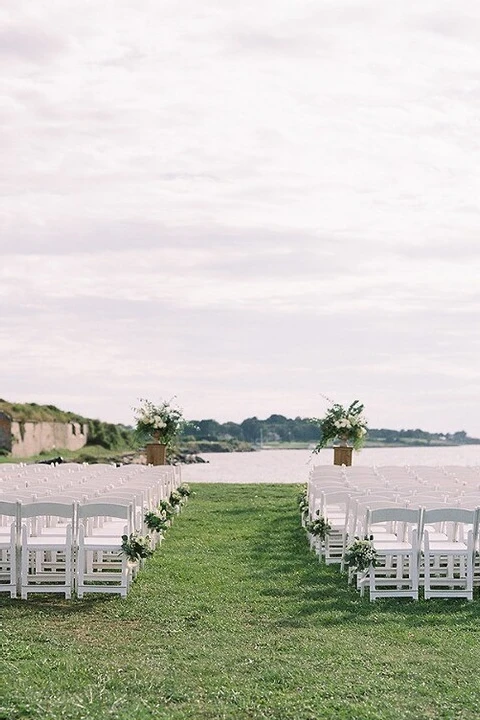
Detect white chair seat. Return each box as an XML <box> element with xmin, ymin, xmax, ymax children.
<box><xmin>426</xmin><ymin>540</ymin><xmax>468</xmax><ymax>553</ymax></box>
<box><xmin>24</xmin><ymin>535</ymin><xmax>71</xmax><ymax>550</ymax></box>
<box><xmin>82</xmin><ymin>536</ymin><xmax>122</xmax><ymax>549</ymax></box>
<box><xmin>374</xmin><ymin>540</ymin><xmax>414</xmax><ymax>552</ymax></box>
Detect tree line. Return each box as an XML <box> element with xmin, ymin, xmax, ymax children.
<box><xmin>181</xmin><ymin>416</ymin><xmax>479</xmax><ymax>445</ymax></box>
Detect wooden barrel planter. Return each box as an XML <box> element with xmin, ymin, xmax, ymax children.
<box><xmin>333</xmin><ymin>445</ymin><xmax>353</xmax><ymax>466</ymax></box>
<box><xmin>146</xmin><ymin>443</ymin><xmax>167</xmax><ymax>465</ymax></box>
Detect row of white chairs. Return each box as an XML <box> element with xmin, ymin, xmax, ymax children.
<box><xmin>0</xmin><ymin>463</ymin><xmax>182</xmax><ymax>599</ymax></box>
<box><xmin>307</xmin><ymin>465</ymin><xmax>480</xmax><ymax>601</ymax></box>
<box><xmin>0</xmin><ymin>464</ymin><xmax>181</xmax><ymax>523</ymax></box>
<box><xmin>0</xmin><ymin>462</ymin><xmax>180</xmax><ymax>500</ymax></box>
<box><xmin>309</xmin><ymin>464</ymin><xmax>480</xmax><ymax>493</ymax></box>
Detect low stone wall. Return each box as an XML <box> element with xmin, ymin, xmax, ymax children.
<box><xmin>10</xmin><ymin>421</ymin><xmax>88</xmax><ymax>458</ymax></box>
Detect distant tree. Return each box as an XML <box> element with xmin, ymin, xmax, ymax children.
<box><xmin>184</xmin><ymin>419</ymin><xmax>223</xmax><ymax>440</ymax></box>
<box><xmin>221</xmin><ymin>422</ymin><xmax>244</xmax><ymax>440</ymax></box>
<box><xmin>241</xmin><ymin>417</ymin><xmax>262</xmax><ymax>443</ymax></box>
<box><xmin>265</xmin><ymin>414</ymin><xmax>288</xmax><ymax>423</ymax></box>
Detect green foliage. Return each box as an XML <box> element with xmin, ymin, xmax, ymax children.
<box><xmin>366</xmin><ymin>428</ymin><xmax>480</xmax><ymax>446</ymax></box>
<box><xmin>182</xmin><ymin>414</ymin><xmax>321</xmax><ymax>444</ymax></box>
<box><xmin>0</xmin><ymin>399</ymin><xmax>86</xmax><ymax>423</ymax></box>
<box><xmin>86</xmin><ymin>419</ymin><xmax>135</xmax><ymax>450</ymax></box>
<box><xmin>179</xmin><ymin>439</ymin><xmax>254</xmax><ymax>453</ymax></box>
<box><xmin>181</xmin><ymin>414</ymin><xmax>480</xmax><ymax>448</ymax></box>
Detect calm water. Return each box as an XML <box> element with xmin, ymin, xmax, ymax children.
<box><xmin>181</xmin><ymin>446</ymin><xmax>480</xmax><ymax>484</ymax></box>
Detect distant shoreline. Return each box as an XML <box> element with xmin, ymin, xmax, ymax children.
<box><xmin>258</xmin><ymin>441</ymin><xmax>480</xmax><ymax>451</ymax></box>
<box><xmin>363</xmin><ymin>442</ymin><xmax>480</xmax><ymax>448</ymax></box>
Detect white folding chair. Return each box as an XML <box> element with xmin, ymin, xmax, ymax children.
<box><xmin>341</xmin><ymin>496</ymin><xmax>403</xmax><ymax>575</ymax></box>
<box><xmin>20</xmin><ymin>502</ymin><xmax>75</xmax><ymax>599</ymax></box>
<box><xmin>362</xmin><ymin>506</ymin><xmax>422</xmax><ymax>601</ymax></box>
<box><xmin>0</xmin><ymin>500</ymin><xmax>20</xmax><ymax>597</ymax></box>
<box><xmin>76</xmin><ymin>502</ymin><xmax>135</xmax><ymax>598</ymax></box>
<box><xmin>320</xmin><ymin>490</ymin><xmax>363</xmax><ymax>565</ymax></box>
<box><xmin>422</xmin><ymin>507</ymin><xmax>478</xmax><ymax>600</ymax></box>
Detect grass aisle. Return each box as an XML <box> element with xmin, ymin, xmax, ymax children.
<box><xmin>2</xmin><ymin>484</ymin><xmax>480</xmax><ymax>719</ymax></box>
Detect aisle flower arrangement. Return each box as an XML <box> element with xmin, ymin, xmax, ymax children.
<box><xmin>158</xmin><ymin>499</ymin><xmax>176</xmax><ymax>521</ymax></box>
<box><xmin>144</xmin><ymin>508</ymin><xmax>170</xmax><ymax>534</ymax></box>
<box><xmin>305</xmin><ymin>515</ymin><xmax>331</xmax><ymax>541</ymax></box>
<box><xmin>343</xmin><ymin>536</ymin><xmax>377</xmax><ymax>573</ymax></box>
<box><xmin>313</xmin><ymin>399</ymin><xmax>368</xmax><ymax>452</ymax></box>
<box><xmin>121</xmin><ymin>532</ymin><xmax>154</xmax><ymax>562</ymax></box>
<box><xmin>133</xmin><ymin>398</ymin><xmax>184</xmax><ymax>447</ymax></box>
<box><xmin>123</xmin><ymin>484</ymin><xmax>196</xmax><ymax>567</ymax></box>
<box><xmin>298</xmin><ymin>485</ymin><xmax>309</xmax><ymax>525</ymax></box>
<box><xmin>169</xmin><ymin>489</ymin><xmax>183</xmax><ymax>509</ymax></box>
<box><xmin>178</xmin><ymin>483</ymin><xmax>193</xmax><ymax>499</ymax></box>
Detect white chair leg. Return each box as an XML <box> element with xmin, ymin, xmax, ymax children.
<box><xmin>467</xmin><ymin>554</ymin><xmax>474</xmax><ymax>601</ymax></box>
<box><xmin>10</xmin><ymin>523</ymin><xmax>17</xmax><ymax>598</ymax></box>
<box><xmin>77</xmin><ymin>525</ymin><xmax>85</xmax><ymax>598</ymax></box>
<box><xmin>424</xmin><ymin>548</ymin><xmax>431</xmax><ymax>599</ymax></box>
<box><xmin>20</xmin><ymin>525</ymin><xmax>29</xmax><ymax>600</ymax></box>
<box><xmin>65</xmin><ymin>525</ymin><xmax>72</xmax><ymax>600</ymax></box>
<box><xmin>411</xmin><ymin>550</ymin><xmax>419</xmax><ymax>599</ymax></box>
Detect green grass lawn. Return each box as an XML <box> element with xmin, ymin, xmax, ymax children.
<box><xmin>2</xmin><ymin>484</ymin><xmax>480</xmax><ymax>719</ymax></box>
<box><xmin>0</xmin><ymin>445</ymin><xmax>138</xmax><ymax>465</ymax></box>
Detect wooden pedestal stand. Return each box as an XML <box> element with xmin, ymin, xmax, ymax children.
<box><xmin>333</xmin><ymin>446</ymin><xmax>353</xmax><ymax>466</ymax></box>
<box><xmin>146</xmin><ymin>443</ymin><xmax>167</xmax><ymax>465</ymax></box>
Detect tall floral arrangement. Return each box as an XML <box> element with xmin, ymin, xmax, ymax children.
<box><xmin>313</xmin><ymin>399</ymin><xmax>368</xmax><ymax>452</ymax></box>
<box><xmin>133</xmin><ymin>398</ymin><xmax>184</xmax><ymax>447</ymax></box>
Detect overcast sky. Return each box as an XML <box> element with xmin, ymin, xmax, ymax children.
<box><xmin>1</xmin><ymin>0</ymin><xmax>480</xmax><ymax>435</ymax></box>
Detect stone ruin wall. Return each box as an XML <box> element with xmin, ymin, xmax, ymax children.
<box><xmin>9</xmin><ymin>421</ymin><xmax>88</xmax><ymax>457</ymax></box>
<box><xmin>0</xmin><ymin>415</ymin><xmax>11</xmax><ymax>451</ymax></box>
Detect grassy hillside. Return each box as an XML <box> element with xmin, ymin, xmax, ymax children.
<box><xmin>0</xmin><ymin>399</ymin><xmax>136</xmax><ymax>458</ymax></box>
<box><xmin>0</xmin><ymin>399</ymin><xmax>87</xmax><ymax>423</ymax></box>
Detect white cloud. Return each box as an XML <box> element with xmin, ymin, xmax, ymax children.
<box><xmin>1</xmin><ymin>0</ymin><xmax>480</xmax><ymax>436</ymax></box>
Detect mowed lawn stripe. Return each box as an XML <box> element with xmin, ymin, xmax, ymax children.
<box><xmin>2</xmin><ymin>483</ymin><xmax>480</xmax><ymax>719</ymax></box>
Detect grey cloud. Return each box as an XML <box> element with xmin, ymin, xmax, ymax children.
<box><xmin>410</xmin><ymin>10</ymin><xmax>480</xmax><ymax>42</ymax></box>
<box><xmin>0</xmin><ymin>219</ymin><xmax>338</xmax><ymax>256</ymax></box>
<box><xmin>225</xmin><ymin>1</ymin><xmax>382</xmax><ymax>57</ymax></box>
<box><xmin>201</xmin><ymin>246</ymin><xmax>359</xmax><ymax>281</ymax></box>
<box><xmin>391</xmin><ymin>239</ymin><xmax>480</xmax><ymax>261</ymax></box>
<box><xmin>2</xmin><ymin>281</ymin><xmax>478</xmax><ymax>431</ymax></box>
<box><xmin>99</xmin><ymin>48</ymin><xmax>146</xmax><ymax>69</ymax></box>
<box><xmin>0</xmin><ymin>24</ymin><xmax>68</xmax><ymax>63</ymax></box>
<box><xmin>227</xmin><ymin>31</ymin><xmax>330</xmax><ymax>58</ymax></box>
